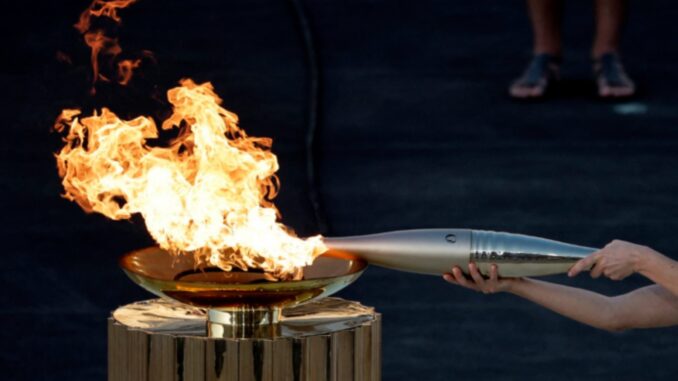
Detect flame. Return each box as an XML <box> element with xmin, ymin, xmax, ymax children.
<box><xmin>75</xmin><ymin>0</ymin><xmax>141</xmax><ymax>90</ymax></box>
<box><xmin>56</xmin><ymin>50</ymin><xmax>73</xmax><ymax>65</ymax></box>
<box><xmin>117</xmin><ymin>59</ymin><xmax>141</xmax><ymax>85</ymax></box>
<box><xmin>83</xmin><ymin>30</ymin><xmax>121</xmax><ymax>84</ymax></box>
<box><xmin>75</xmin><ymin>0</ymin><xmax>136</xmax><ymax>32</ymax></box>
<box><xmin>55</xmin><ymin>79</ymin><xmax>327</xmax><ymax>279</ymax></box>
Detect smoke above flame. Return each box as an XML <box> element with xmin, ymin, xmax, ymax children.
<box><xmin>55</xmin><ymin>79</ymin><xmax>326</xmax><ymax>279</ymax></box>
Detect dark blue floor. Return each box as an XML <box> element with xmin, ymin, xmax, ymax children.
<box><xmin>3</xmin><ymin>0</ymin><xmax>678</xmax><ymax>379</ymax></box>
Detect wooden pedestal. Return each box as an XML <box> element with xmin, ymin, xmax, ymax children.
<box><xmin>108</xmin><ymin>298</ymin><xmax>381</xmax><ymax>381</ymax></box>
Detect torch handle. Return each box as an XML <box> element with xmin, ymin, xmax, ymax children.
<box><xmin>323</xmin><ymin>229</ymin><xmax>597</xmax><ymax>277</ymax></box>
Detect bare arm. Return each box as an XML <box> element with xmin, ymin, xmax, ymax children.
<box><xmin>510</xmin><ymin>280</ymin><xmax>678</xmax><ymax>331</ymax></box>
<box><xmin>444</xmin><ymin>263</ymin><xmax>678</xmax><ymax>331</ymax></box>
<box><xmin>636</xmin><ymin>251</ymin><xmax>678</xmax><ymax>297</ymax></box>
<box><xmin>569</xmin><ymin>240</ymin><xmax>678</xmax><ymax>297</ymax></box>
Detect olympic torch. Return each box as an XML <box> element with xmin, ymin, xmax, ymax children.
<box><xmin>324</xmin><ymin>229</ymin><xmax>596</xmax><ymax>277</ymax></box>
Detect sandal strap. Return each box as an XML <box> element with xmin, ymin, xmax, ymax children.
<box><xmin>595</xmin><ymin>53</ymin><xmax>632</xmax><ymax>87</ymax></box>
<box><xmin>520</xmin><ymin>53</ymin><xmax>561</xmax><ymax>86</ymax></box>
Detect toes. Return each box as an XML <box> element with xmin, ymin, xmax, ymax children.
<box><xmin>509</xmin><ymin>85</ymin><xmax>529</xmax><ymax>98</ymax></box>
<box><xmin>510</xmin><ymin>85</ymin><xmax>545</xmax><ymax>99</ymax></box>
<box><xmin>598</xmin><ymin>83</ymin><xmax>635</xmax><ymax>98</ymax></box>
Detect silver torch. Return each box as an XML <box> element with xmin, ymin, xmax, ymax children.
<box><xmin>323</xmin><ymin>229</ymin><xmax>597</xmax><ymax>277</ymax></box>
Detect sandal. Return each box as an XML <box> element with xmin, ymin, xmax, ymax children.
<box><xmin>509</xmin><ymin>53</ymin><xmax>561</xmax><ymax>99</ymax></box>
<box><xmin>594</xmin><ymin>53</ymin><xmax>636</xmax><ymax>98</ymax></box>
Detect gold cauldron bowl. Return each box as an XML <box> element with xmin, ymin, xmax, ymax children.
<box><xmin>120</xmin><ymin>247</ymin><xmax>367</xmax><ymax>338</ymax></box>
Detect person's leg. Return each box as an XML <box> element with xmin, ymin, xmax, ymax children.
<box><xmin>592</xmin><ymin>0</ymin><xmax>635</xmax><ymax>97</ymax></box>
<box><xmin>592</xmin><ymin>0</ymin><xmax>626</xmax><ymax>58</ymax></box>
<box><xmin>529</xmin><ymin>0</ymin><xmax>564</xmax><ymax>56</ymax></box>
<box><xmin>510</xmin><ymin>0</ymin><xmax>564</xmax><ymax>99</ymax></box>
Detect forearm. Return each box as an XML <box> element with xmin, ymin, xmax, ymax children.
<box><xmin>508</xmin><ymin>278</ymin><xmax>619</xmax><ymax>331</ymax></box>
<box><xmin>637</xmin><ymin>251</ymin><xmax>678</xmax><ymax>297</ymax></box>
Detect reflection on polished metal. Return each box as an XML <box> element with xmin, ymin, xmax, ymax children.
<box><xmin>324</xmin><ymin>229</ymin><xmax>597</xmax><ymax>277</ymax></box>
<box><xmin>207</xmin><ymin>307</ymin><xmax>282</xmax><ymax>338</ymax></box>
<box><xmin>120</xmin><ymin>247</ymin><xmax>367</xmax><ymax>338</ymax></box>
<box><xmin>109</xmin><ymin>298</ymin><xmax>381</xmax><ymax>381</ymax></box>
<box><xmin>112</xmin><ymin>297</ymin><xmax>377</xmax><ymax>338</ymax></box>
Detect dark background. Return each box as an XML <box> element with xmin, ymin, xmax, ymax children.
<box><xmin>3</xmin><ymin>0</ymin><xmax>678</xmax><ymax>379</ymax></box>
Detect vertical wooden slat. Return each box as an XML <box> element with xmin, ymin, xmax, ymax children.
<box><xmin>302</xmin><ymin>335</ymin><xmax>328</xmax><ymax>381</ymax></box>
<box><xmin>272</xmin><ymin>339</ymin><xmax>294</xmax><ymax>381</ymax></box>
<box><xmin>261</xmin><ymin>340</ymin><xmax>275</xmax><ymax>381</ymax></box>
<box><xmin>237</xmin><ymin>339</ymin><xmax>273</xmax><ymax>381</ymax></box>
<box><xmin>206</xmin><ymin>339</ymin><xmax>238</xmax><ymax>381</ymax></box>
<box><xmin>183</xmin><ymin>337</ymin><xmax>206</xmax><ymax>381</ymax></box>
<box><xmin>125</xmin><ymin>329</ymin><xmax>149</xmax><ymax>381</ymax></box>
<box><xmin>238</xmin><ymin>340</ymin><xmax>253</xmax><ymax>381</ymax></box>
<box><xmin>149</xmin><ymin>333</ymin><xmax>176</xmax><ymax>381</ymax></box>
<box><xmin>108</xmin><ymin>320</ymin><xmax>121</xmax><ymax>381</ymax></box>
<box><xmin>371</xmin><ymin>315</ymin><xmax>382</xmax><ymax>381</ymax></box>
<box><xmin>331</xmin><ymin>330</ymin><xmax>354</xmax><ymax>381</ymax></box>
<box><xmin>353</xmin><ymin>324</ymin><xmax>372</xmax><ymax>381</ymax></box>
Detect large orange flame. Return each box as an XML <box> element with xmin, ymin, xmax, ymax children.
<box><xmin>55</xmin><ymin>79</ymin><xmax>327</xmax><ymax>279</ymax></box>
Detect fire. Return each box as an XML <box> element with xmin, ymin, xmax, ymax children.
<box><xmin>117</xmin><ymin>58</ymin><xmax>141</xmax><ymax>85</ymax></box>
<box><xmin>75</xmin><ymin>0</ymin><xmax>142</xmax><ymax>91</ymax></box>
<box><xmin>55</xmin><ymin>79</ymin><xmax>327</xmax><ymax>279</ymax></box>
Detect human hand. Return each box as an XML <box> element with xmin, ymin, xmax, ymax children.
<box><xmin>443</xmin><ymin>262</ymin><xmax>518</xmax><ymax>294</ymax></box>
<box><xmin>568</xmin><ymin>239</ymin><xmax>656</xmax><ymax>280</ymax></box>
